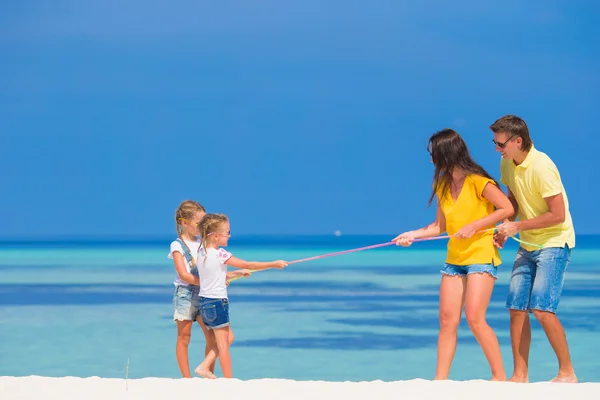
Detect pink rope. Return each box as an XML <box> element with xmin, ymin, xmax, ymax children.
<box><xmin>227</xmin><ymin>235</ymin><xmax>454</xmax><ymax>282</ymax></box>
<box><xmin>287</xmin><ymin>235</ymin><xmax>451</xmax><ymax>265</ymax></box>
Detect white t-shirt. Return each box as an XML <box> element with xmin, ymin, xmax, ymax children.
<box><xmin>168</xmin><ymin>238</ymin><xmax>202</xmax><ymax>287</ymax></box>
<box><xmin>198</xmin><ymin>247</ymin><xmax>233</xmax><ymax>299</ymax></box>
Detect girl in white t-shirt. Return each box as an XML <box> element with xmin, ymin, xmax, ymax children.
<box><xmin>194</xmin><ymin>213</ymin><xmax>287</xmax><ymax>379</ymax></box>
<box><xmin>169</xmin><ymin>201</ymin><xmax>249</xmax><ymax>378</ymax></box>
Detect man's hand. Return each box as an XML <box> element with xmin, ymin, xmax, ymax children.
<box><xmin>493</xmin><ymin>232</ymin><xmax>508</xmax><ymax>249</ymax></box>
<box><xmin>497</xmin><ymin>220</ymin><xmax>521</xmax><ymax>238</ymax></box>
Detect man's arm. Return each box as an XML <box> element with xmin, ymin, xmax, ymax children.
<box><xmin>497</xmin><ymin>193</ymin><xmax>565</xmax><ymax>237</ymax></box>
<box><xmin>507</xmin><ymin>188</ymin><xmax>519</xmax><ymax>221</ymax></box>
<box><xmin>515</xmin><ymin>193</ymin><xmax>565</xmax><ymax>231</ymax></box>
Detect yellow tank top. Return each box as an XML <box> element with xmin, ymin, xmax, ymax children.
<box><xmin>437</xmin><ymin>174</ymin><xmax>502</xmax><ymax>266</ymax></box>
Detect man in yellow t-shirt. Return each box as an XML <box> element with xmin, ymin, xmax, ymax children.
<box><xmin>490</xmin><ymin>115</ymin><xmax>576</xmax><ymax>384</ymax></box>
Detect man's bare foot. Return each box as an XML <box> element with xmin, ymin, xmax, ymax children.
<box><xmin>508</xmin><ymin>375</ymin><xmax>528</xmax><ymax>383</ymax></box>
<box><xmin>550</xmin><ymin>374</ymin><xmax>578</xmax><ymax>383</ymax></box>
<box><xmin>194</xmin><ymin>366</ymin><xmax>216</xmax><ymax>379</ymax></box>
<box><xmin>433</xmin><ymin>376</ymin><xmax>448</xmax><ymax>381</ymax></box>
<box><xmin>490</xmin><ymin>375</ymin><xmax>506</xmax><ymax>381</ymax></box>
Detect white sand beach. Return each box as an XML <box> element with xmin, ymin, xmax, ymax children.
<box><xmin>1</xmin><ymin>376</ymin><xmax>598</xmax><ymax>400</ymax></box>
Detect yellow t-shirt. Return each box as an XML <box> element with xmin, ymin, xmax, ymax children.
<box><xmin>438</xmin><ymin>174</ymin><xmax>501</xmax><ymax>266</ymax></box>
<box><xmin>500</xmin><ymin>146</ymin><xmax>575</xmax><ymax>251</ymax></box>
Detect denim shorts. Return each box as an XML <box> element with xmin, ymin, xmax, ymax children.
<box><xmin>200</xmin><ymin>297</ymin><xmax>230</xmax><ymax>330</ymax></box>
<box><xmin>441</xmin><ymin>263</ymin><xmax>498</xmax><ymax>279</ymax></box>
<box><xmin>172</xmin><ymin>285</ymin><xmax>200</xmax><ymax>322</ymax></box>
<box><xmin>506</xmin><ymin>245</ymin><xmax>571</xmax><ymax>313</ymax></box>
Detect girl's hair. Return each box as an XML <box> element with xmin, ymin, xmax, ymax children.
<box><xmin>198</xmin><ymin>213</ymin><xmax>229</xmax><ymax>263</ymax></box>
<box><xmin>427</xmin><ymin>129</ymin><xmax>498</xmax><ymax>206</ymax></box>
<box><xmin>174</xmin><ymin>200</ymin><xmax>206</xmax><ymax>258</ymax></box>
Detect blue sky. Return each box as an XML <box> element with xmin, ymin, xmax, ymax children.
<box><xmin>1</xmin><ymin>1</ymin><xmax>598</xmax><ymax>237</ymax></box>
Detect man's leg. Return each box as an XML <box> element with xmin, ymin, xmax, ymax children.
<box><xmin>530</xmin><ymin>246</ymin><xmax>577</xmax><ymax>382</ymax></box>
<box><xmin>509</xmin><ymin>310</ymin><xmax>531</xmax><ymax>382</ymax></box>
<box><xmin>506</xmin><ymin>248</ymin><xmax>534</xmax><ymax>382</ymax></box>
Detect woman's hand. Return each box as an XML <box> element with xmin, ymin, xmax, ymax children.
<box><xmin>454</xmin><ymin>223</ymin><xmax>478</xmax><ymax>239</ymax></box>
<box><xmin>393</xmin><ymin>232</ymin><xmax>415</xmax><ymax>247</ymax></box>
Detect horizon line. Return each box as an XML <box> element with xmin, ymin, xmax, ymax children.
<box><xmin>0</xmin><ymin>233</ymin><xmax>598</xmax><ymax>242</ymax></box>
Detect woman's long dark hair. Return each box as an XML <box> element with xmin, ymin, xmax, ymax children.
<box><xmin>427</xmin><ymin>129</ymin><xmax>498</xmax><ymax>206</ymax></box>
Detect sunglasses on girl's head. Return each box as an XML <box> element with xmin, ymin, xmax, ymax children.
<box><xmin>492</xmin><ymin>134</ymin><xmax>516</xmax><ymax>149</ymax></box>
<box><xmin>207</xmin><ymin>230</ymin><xmax>231</xmax><ymax>237</ymax></box>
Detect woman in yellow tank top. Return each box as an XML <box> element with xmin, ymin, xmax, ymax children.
<box><xmin>393</xmin><ymin>129</ymin><xmax>514</xmax><ymax>381</ymax></box>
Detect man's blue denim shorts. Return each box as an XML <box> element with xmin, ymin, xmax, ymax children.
<box><xmin>172</xmin><ymin>285</ymin><xmax>200</xmax><ymax>322</ymax></box>
<box><xmin>506</xmin><ymin>245</ymin><xmax>571</xmax><ymax>313</ymax></box>
<box><xmin>441</xmin><ymin>263</ymin><xmax>498</xmax><ymax>279</ymax></box>
<box><xmin>199</xmin><ymin>297</ymin><xmax>230</xmax><ymax>329</ymax></box>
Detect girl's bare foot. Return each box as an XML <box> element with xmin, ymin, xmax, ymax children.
<box><xmin>508</xmin><ymin>375</ymin><xmax>528</xmax><ymax>383</ymax></box>
<box><xmin>550</xmin><ymin>374</ymin><xmax>578</xmax><ymax>383</ymax></box>
<box><xmin>490</xmin><ymin>375</ymin><xmax>506</xmax><ymax>381</ymax></box>
<box><xmin>194</xmin><ymin>365</ymin><xmax>216</xmax><ymax>379</ymax></box>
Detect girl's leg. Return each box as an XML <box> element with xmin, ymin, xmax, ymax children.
<box><xmin>464</xmin><ymin>273</ymin><xmax>506</xmax><ymax>381</ymax></box>
<box><xmin>196</xmin><ymin>317</ymin><xmax>217</xmax><ymax>373</ymax></box>
<box><xmin>175</xmin><ymin>320</ymin><xmax>194</xmax><ymax>378</ymax></box>
<box><xmin>220</xmin><ymin>327</ymin><xmax>234</xmax><ymax>371</ymax></box>
<box><xmin>214</xmin><ymin>326</ymin><xmax>232</xmax><ymax>378</ymax></box>
<box><xmin>229</xmin><ymin>326</ymin><xmax>235</xmax><ymax>345</ymax></box>
<box><xmin>194</xmin><ymin>332</ymin><xmax>218</xmax><ymax>378</ymax></box>
<box><xmin>196</xmin><ymin>298</ymin><xmax>233</xmax><ymax>378</ymax></box>
<box><xmin>436</xmin><ymin>274</ymin><xmax>467</xmax><ymax>380</ymax></box>
<box><xmin>208</xmin><ymin>326</ymin><xmax>235</xmax><ymax>372</ymax></box>
<box><xmin>194</xmin><ymin>325</ymin><xmax>234</xmax><ymax>377</ymax></box>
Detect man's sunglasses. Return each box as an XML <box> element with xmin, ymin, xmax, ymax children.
<box><xmin>492</xmin><ymin>134</ymin><xmax>516</xmax><ymax>149</ymax></box>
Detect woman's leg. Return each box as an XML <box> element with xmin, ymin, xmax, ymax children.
<box><xmin>464</xmin><ymin>273</ymin><xmax>506</xmax><ymax>381</ymax></box>
<box><xmin>436</xmin><ymin>274</ymin><xmax>467</xmax><ymax>380</ymax></box>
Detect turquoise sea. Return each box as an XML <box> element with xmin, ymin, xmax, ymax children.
<box><xmin>1</xmin><ymin>235</ymin><xmax>599</xmax><ymax>382</ymax></box>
